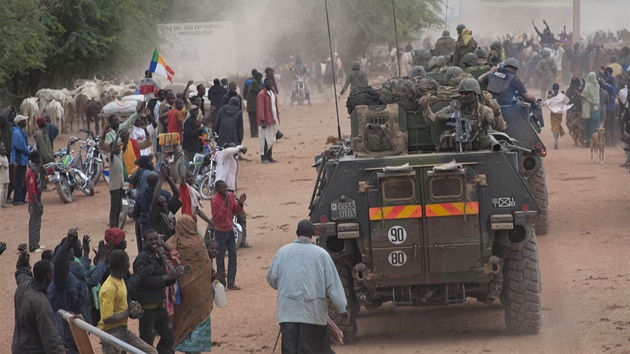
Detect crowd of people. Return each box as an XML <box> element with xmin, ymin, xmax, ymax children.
<box><xmin>2</xmin><ymin>17</ymin><xmax>630</xmax><ymax>354</ymax></box>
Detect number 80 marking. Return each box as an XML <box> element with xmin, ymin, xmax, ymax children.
<box><xmin>388</xmin><ymin>251</ymin><xmax>407</xmax><ymax>267</ymax></box>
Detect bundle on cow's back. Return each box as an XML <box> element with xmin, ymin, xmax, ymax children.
<box><xmin>378</xmin><ymin>76</ymin><xmax>439</xmax><ymax>111</ymax></box>
<box><xmin>346</xmin><ymin>86</ymin><xmax>381</xmax><ymax>115</ymax></box>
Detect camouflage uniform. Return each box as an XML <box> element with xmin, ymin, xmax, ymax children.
<box><xmin>453</xmin><ymin>37</ymin><xmax>478</xmax><ymax>69</ymax></box>
<box><xmin>434</xmin><ymin>31</ymin><xmax>456</xmax><ymax>57</ymax></box>
<box><xmin>421</xmin><ymin>97</ymin><xmax>506</xmax><ymax>150</ymax></box>
<box><xmin>340</xmin><ymin>61</ymin><xmax>368</xmax><ymax>95</ymax></box>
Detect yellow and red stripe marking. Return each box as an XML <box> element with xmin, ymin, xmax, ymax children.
<box><xmin>425</xmin><ymin>202</ymin><xmax>479</xmax><ymax>217</ymax></box>
<box><xmin>369</xmin><ymin>205</ymin><xmax>422</xmax><ymax>220</ymax></box>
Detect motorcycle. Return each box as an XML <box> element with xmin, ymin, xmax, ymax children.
<box><xmin>77</xmin><ymin>129</ymin><xmax>104</xmax><ymax>185</ymax></box>
<box><xmin>44</xmin><ymin>137</ymin><xmax>95</xmax><ymax>204</ymax></box>
<box><xmin>291</xmin><ymin>73</ymin><xmax>311</xmax><ymax>106</ymax></box>
<box><xmin>205</xmin><ymin>215</ymin><xmax>244</xmax><ymax>249</ymax></box>
<box><xmin>191</xmin><ymin>133</ymin><xmax>221</xmax><ymax>200</ymax></box>
<box><xmin>119</xmin><ymin>182</ymin><xmax>136</xmax><ymax>230</ymax></box>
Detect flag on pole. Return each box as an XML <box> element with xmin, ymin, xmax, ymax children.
<box><xmin>149</xmin><ymin>49</ymin><xmax>175</xmax><ymax>83</ymax></box>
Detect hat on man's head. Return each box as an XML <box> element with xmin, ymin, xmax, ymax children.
<box><xmin>36</xmin><ymin>117</ymin><xmax>46</xmax><ymax>128</ymax></box>
<box><xmin>14</xmin><ymin>115</ymin><xmax>28</xmax><ymax>124</ymax></box>
<box><xmin>104</xmin><ymin>228</ymin><xmax>126</xmax><ymax>247</ymax></box>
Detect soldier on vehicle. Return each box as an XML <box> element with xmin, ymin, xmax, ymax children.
<box><xmin>462</xmin><ymin>53</ymin><xmax>490</xmax><ymax>74</ymax></box>
<box><xmin>419</xmin><ymin>78</ymin><xmax>507</xmax><ymax>150</ymax></box>
<box><xmin>453</xmin><ymin>27</ymin><xmax>478</xmax><ymax>69</ymax></box>
<box><xmin>340</xmin><ymin>61</ymin><xmax>368</xmax><ymax>95</ymax></box>
<box><xmin>478</xmin><ymin>58</ymin><xmax>537</xmax><ymax>105</ymax></box>
<box><xmin>427</xmin><ymin>56</ymin><xmax>447</xmax><ymax>74</ymax></box>
<box><xmin>488</xmin><ymin>41</ymin><xmax>503</xmax><ymax>66</ymax></box>
<box><xmin>434</xmin><ymin>30</ymin><xmax>456</xmax><ymax>56</ymax></box>
<box><xmin>442</xmin><ymin>66</ymin><xmax>465</xmax><ymax>86</ymax></box>
<box><xmin>410</xmin><ymin>66</ymin><xmax>426</xmax><ymax>78</ymax></box>
<box><xmin>474</xmin><ymin>47</ymin><xmax>488</xmax><ymax>66</ymax></box>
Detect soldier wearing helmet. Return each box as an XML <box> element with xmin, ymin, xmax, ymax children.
<box><xmin>474</xmin><ymin>48</ymin><xmax>488</xmax><ymax>65</ymax></box>
<box><xmin>478</xmin><ymin>58</ymin><xmax>536</xmax><ymax>105</ymax></box>
<box><xmin>340</xmin><ymin>61</ymin><xmax>368</xmax><ymax>95</ymax></box>
<box><xmin>453</xmin><ymin>27</ymin><xmax>478</xmax><ymax>69</ymax></box>
<box><xmin>434</xmin><ymin>30</ymin><xmax>456</xmax><ymax>57</ymax></box>
<box><xmin>419</xmin><ymin>78</ymin><xmax>507</xmax><ymax>150</ymax></box>
<box><xmin>443</xmin><ymin>66</ymin><xmax>465</xmax><ymax>86</ymax></box>
<box><xmin>410</xmin><ymin>66</ymin><xmax>426</xmax><ymax>78</ymax></box>
<box><xmin>489</xmin><ymin>41</ymin><xmax>502</xmax><ymax>67</ymax></box>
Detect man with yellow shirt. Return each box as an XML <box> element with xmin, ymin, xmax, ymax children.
<box><xmin>98</xmin><ymin>250</ymin><xmax>157</xmax><ymax>354</ymax></box>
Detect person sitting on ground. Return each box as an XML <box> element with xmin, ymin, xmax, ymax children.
<box><xmin>98</xmin><ymin>249</ymin><xmax>158</xmax><ymax>354</ymax></box>
<box><xmin>12</xmin><ymin>242</ymin><xmax>66</xmax><ymax>353</ymax></box>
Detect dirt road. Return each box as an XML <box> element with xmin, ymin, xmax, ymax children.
<box><xmin>1</xmin><ymin>99</ymin><xmax>629</xmax><ymax>354</ymax></box>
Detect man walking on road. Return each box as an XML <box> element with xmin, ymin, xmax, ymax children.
<box><xmin>266</xmin><ymin>219</ymin><xmax>348</xmax><ymax>354</ymax></box>
<box><xmin>257</xmin><ymin>78</ymin><xmax>280</xmax><ymax>163</ymax></box>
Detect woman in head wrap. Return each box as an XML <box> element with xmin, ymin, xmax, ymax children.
<box><xmin>168</xmin><ymin>215</ymin><xmax>213</xmax><ymax>353</ymax></box>
<box><xmin>565</xmin><ymin>77</ymin><xmax>585</xmax><ymax>146</ymax></box>
<box><xmin>580</xmin><ymin>72</ymin><xmax>600</xmax><ymax>146</ymax></box>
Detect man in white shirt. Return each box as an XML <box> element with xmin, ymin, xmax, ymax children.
<box><xmin>214</xmin><ymin>143</ymin><xmax>250</xmax><ymax>247</ymax></box>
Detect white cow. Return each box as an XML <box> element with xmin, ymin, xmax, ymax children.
<box><xmin>45</xmin><ymin>100</ymin><xmax>65</xmax><ymax>133</ymax></box>
<box><xmin>19</xmin><ymin>97</ymin><xmax>40</xmax><ymax>135</ymax></box>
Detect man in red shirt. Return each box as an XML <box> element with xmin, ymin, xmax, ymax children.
<box><xmin>167</xmin><ymin>99</ymin><xmax>185</xmax><ymax>142</ymax></box>
<box><xmin>26</xmin><ymin>151</ymin><xmax>44</xmax><ymax>253</ymax></box>
<box><xmin>210</xmin><ymin>180</ymin><xmax>246</xmax><ymax>290</ymax></box>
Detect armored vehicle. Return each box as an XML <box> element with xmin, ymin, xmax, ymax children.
<box><xmin>308</xmin><ymin>101</ymin><xmax>544</xmax><ymax>342</ymax></box>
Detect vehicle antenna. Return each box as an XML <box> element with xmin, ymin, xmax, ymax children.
<box><xmin>324</xmin><ymin>0</ymin><xmax>342</xmax><ymax>140</ymax></box>
<box><xmin>392</xmin><ymin>0</ymin><xmax>401</xmax><ymax>77</ymax></box>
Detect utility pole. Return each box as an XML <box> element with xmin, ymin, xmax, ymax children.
<box><xmin>572</xmin><ymin>0</ymin><xmax>580</xmax><ymax>44</ymax></box>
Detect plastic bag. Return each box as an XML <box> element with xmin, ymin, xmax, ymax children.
<box><xmin>213</xmin><ymin>280</ymin><xmax>228</xmax><ymax>308</ymax></box>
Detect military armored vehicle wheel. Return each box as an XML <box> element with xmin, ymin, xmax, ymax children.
<box><xmin>328</xmin><ymin>264</ymin><xmax>359</xmax><ymax>343</ymax></box>
<box><xmin>502</xmin><ymin>230</ymin><xmax>542</xmax><ymax>334</ymax></box>
<box><xmin>531</xmin><ymin>164</ymin><xmax>549</xmax><ymax>235</ymax></box>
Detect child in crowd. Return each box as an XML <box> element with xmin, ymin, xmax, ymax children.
<box><xmin>0</xmin><ymin>144</ymin><xmax>9</xmax><ymax>207</ymax></box>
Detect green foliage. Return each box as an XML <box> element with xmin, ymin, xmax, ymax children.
<box><xmin>0</xmin><ymin>0</ymin><xmax>52</xmax><ymax>86</ymax></box>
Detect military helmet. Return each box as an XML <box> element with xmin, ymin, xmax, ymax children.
<box><xmin>541</xmin><ymin>48</ymin><xmax>552</xmax><ymax>58</ymax></box>
<box><xmin>410</xmin><ymin>66</ymin><xmax>426</xmax><ymax>77</ymax></box>
<box><xmin>462</xmin><ymin>52</ymin><xmax>479</xmax><ymax>67</ymax></box>
<box><xmin>458</xmin><ymin>78</ymin><xmax>481</xmax><ymax>95</ymax></box>
<box><xmin>442</xmin><ymin>30</ymin><xmax>450</xmax><ymax>37</ymax></box>
<box><xmin>474</xmin><ymin>47</ymin><xmax>487</xmax><ymax>59</ymax></box>
<box><xmin>352</xmin><ymin>61</ymin><xmax>361</xmax><ymax>70</ymax></box>
<box><xmin>421</xmin><ymin>49</ymin><xmax>432</xmax><ymax>59</ymax></box>
<box><xmin>456</xmin><ymin>24</ymin><xmax>466</xmax><ymax>33</ymax></box>
<box><xmin>491</xmin><ymin>41</ymin><xmax>502</xmax><ymax>50</ymax></box>
<box><xmin>503</xmin><ymin>58</ymin><xmax>520</xmax><ymax>69</ymax></box>
<box><xmin>444</xmin><ymin>66</ymin><xmax>463</xmax><ymax>82</ymax></box>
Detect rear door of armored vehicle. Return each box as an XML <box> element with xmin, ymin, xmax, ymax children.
<box><xmin>368</xmin><ymin>164</ymin><xmax>483</xmax><ymax>287</ymax></box>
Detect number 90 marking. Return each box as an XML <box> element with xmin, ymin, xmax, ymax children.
<box><xmin>388</xmin><ymin>226</ymin><xmax>407</xmax><ymax>244</ymax></box>
<box><xmin>388</xmin><ymin>251</ymin><xmax>407</xmax><ymax>267</ymax></box>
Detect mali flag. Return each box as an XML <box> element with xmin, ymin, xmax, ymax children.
<box><xmin>149</xmin><ymin>49</ymin><xmax>175</xmax><ymax>83</ymax></box>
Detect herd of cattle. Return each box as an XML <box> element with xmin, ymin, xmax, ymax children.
<box><xmin>19</xmin><ymin>77</ymin><xmax>139</xmax><ymax>135</ymax></box>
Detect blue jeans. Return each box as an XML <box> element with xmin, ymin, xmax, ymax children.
<box><xmin>215</xmin><ymin>230</ymin><xmax>237</xmax><ymax>286</ymax></box>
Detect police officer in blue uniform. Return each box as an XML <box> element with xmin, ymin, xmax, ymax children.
<box><xmin>478</xmin><ymin>58</ymin><xmax>536</xmax><ymax>106</ymax></box>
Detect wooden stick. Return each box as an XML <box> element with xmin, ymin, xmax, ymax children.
<box><xmin>272</xmin><ymin>327</ymin><xmax>281</xmax><ymax>353</ymax></box>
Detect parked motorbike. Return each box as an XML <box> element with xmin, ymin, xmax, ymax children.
<box><xmin>119</xmin><ymin>182</ymin><xmax>136</xmax><ymax>230</ymax></box>
<box><xmin>44</xmin><ymin>137</ymin><xmax>95</xmax><ymax>204</ymax></box>
<box><xmin>191</xmin><ymin>134</ymin><xmax>221</xmax><ymax>200</ymax></box>
<box><xmin>204</xmin><ymin>215</ymin><xmax>244</xmax><ymax>249</ymax></box>
<box><xmin>77</xmin><ymin>129</ymin><xmax>104</xmax><ymax>185</ymax></box>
